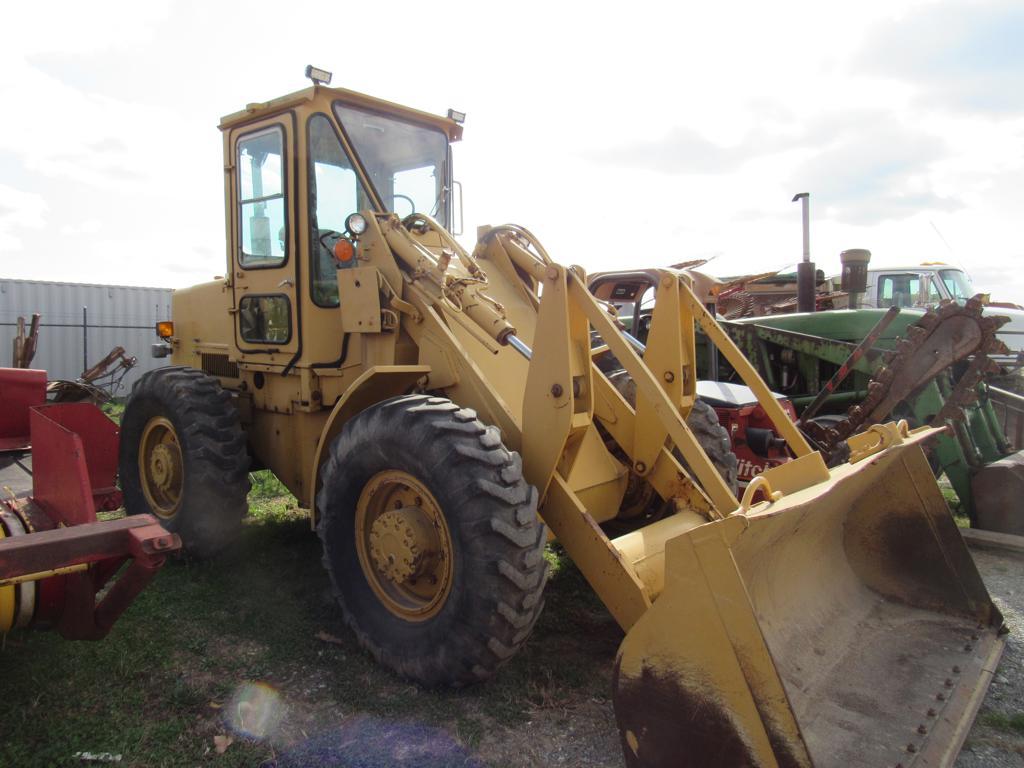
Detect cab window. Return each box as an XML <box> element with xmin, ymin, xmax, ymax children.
<box><xmin>308</xmin><ymin>114</ymin><xmax>371</xmax><ymax>307</ymax></box>
<box><xmin>334</xmin><ymin>103</ymin><xmax>449</xmax><ymax>223</ymax></box>
<box><xmin>239</xmin><ymin>295</ymin><xmax>291</xmax><ymax>343</ymax></box>
<box><xmin>238</xmin><ymin>127</ymin><xmax>287</xmax><ymax>268</ymax></box>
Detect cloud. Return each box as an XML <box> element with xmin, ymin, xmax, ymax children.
<box><xmin>0</xmin><ymin>184</ymin><xmax>47</xmax><ymax>251</ymax></box>
<box><xmin>788</xmin><ymin>115</ymin><xmax>959</xmax><ymax>223</ymax></box>
<box><xmin>592</xmin><ymin>126</ymin><xmax>760</xmax><ymax>174</ymax></box>
<box><xmin>858</xmin><ymin>1</ymin><xmax>1024</xmax><ymax>113</ymax></box>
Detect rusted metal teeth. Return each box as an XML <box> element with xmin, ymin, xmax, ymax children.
<box><xmin>819</xmin><ymin>298</ymin><xmax>1006</xmax><ymax>455</ymax></box>
<box><xmin>982</xmin><ymin>315</ymin><xmax>1010</xmax><ymax>333</ymax></box>
<box><xmin>907</xmin><ymin>325</ymin><xmax>929</xmax><ymax>343</ymax></box>
<box><xmin>989</xmin><ymin>339</ymin><xmax>1011</xmax><ymax>355</ymax></box>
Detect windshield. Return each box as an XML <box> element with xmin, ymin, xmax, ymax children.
<box><xmin>334</xmin><ymin>103</ymin><xmax>449</xmax><ymax>225</ymax></box>
<box><xmin>939</xmin><ymin>269</ymin><xmax>975</xmax><ymax>301</ymax></box>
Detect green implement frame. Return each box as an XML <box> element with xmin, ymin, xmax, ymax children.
<box><xmin>706</xmin><ymin>309</ymin><xmax>1014</xmax><ymax>525</ymax></box>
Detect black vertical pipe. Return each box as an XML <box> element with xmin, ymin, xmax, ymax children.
<box><xmin>797</xmin><ymin>262</ymin><xmax>817</xmax><ymax>313</ymax></box>
<box><xmin>793</xmin><ymin>193</ymin><xmax>816</xmax><ymax>313</ymax></box>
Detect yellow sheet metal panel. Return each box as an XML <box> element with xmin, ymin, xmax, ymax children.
<box><xmin>338</xmin><ymin>267</ymin><xmax>383</xmax><ymax>333</ymax></box>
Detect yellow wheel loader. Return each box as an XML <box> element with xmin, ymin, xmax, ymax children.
<box><xmin>121</xmin><ymin>70</ymin><xmax>1006</xmax><ymax>767</ymax></box>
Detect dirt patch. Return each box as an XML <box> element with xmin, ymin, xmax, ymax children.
<box><xmin>473</xmin><ymin>699</ymin><xmax>620</xmax><ymax>768</ymax></box>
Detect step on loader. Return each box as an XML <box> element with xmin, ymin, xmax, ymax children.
<box><xmin>121</xmin><ymin>70</ymin><xmax>1005</xmax><ymax>767</ymax></box>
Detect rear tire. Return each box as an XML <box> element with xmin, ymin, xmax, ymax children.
<box><xmin>119</xmin><ymin>367</ymin><xmax>250</xmax><ymax>559</ymax></box>
<box><xmin>316</xmin><ymin>394</ymin><xmax>548</xmax><ymax>687</ymax></box>
<box><xmin>684</xmin><ymin>399</ymin><xmax>739</xmax><ymax>494</ymax></box>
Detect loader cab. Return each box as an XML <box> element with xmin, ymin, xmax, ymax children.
<box><xmin>218</xmin><ymin>84</ymin><xmax>462</xmax><ymax>370</ymax></box>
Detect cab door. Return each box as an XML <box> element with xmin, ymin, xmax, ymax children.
<box><xmin>228</xmin><ymin>118</ymin><xmax>300</xmax><ymax>364</ymax></box>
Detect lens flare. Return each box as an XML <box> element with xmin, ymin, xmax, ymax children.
<box><xmin>225</xmin><ymin>681</ymin><xmax>285</xmax><ymax>739</ymax></box>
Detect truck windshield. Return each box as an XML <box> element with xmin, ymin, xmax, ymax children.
<box><xmin>334</xmin><ymin>103</ymin><xmax>449</xmax><ymax>225</ymax></box>
<box><xmin>939</xmin><ymin>269</ymin><xmax>975</xmax><ymax>301</ymax></box>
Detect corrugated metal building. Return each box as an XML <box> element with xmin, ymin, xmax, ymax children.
<box><xmin>0</xmin><ymin>278</ymin><xmax>172</xmax><ymax>394</ymax></box>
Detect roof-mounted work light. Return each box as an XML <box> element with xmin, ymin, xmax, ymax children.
<box><xmin>447</xmin><ymin>109</ymin><xmax>466</xmax><ymax>124</ymax></box>
<box><xmin>305</xmin><ymin>65</ymin><xmax>333</xmax><ymax>86</ymax></box>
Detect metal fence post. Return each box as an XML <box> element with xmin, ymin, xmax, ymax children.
<box><xmin>83</xmin><ymin>306</ymin><xmax>88</xmax><ymax>374</ymax></box>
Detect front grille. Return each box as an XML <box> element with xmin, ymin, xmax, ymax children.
<box><xmin>201</xmin><ymin>353</ymin><xmax>240</xmax><ymax>379</ymax></box>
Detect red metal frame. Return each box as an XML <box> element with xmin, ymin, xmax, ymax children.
<box><xmin>0</xmin><ymin>368</ymin><xmax>46</xmax><ymax>451</ymax></box>
<box><xmin>30</xmin><ymin>403</ymin><xmax>122</xmax><ymax>523</ymax></box>
<box><xmin>712</xmin><ymin>399</ymin><xmax>799</xmax><ymax>488</ymax></box>
<box><xmin>0</xmin><ymin>396</ymin><xmax>180</xmax><ymax>640</ymax></box>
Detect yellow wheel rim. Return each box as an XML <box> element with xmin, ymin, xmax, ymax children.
<box><xmin>0</xmin><ymin>521</ymin><xmax>15</xmax><ymax>632</ymax></box>
<box><xmin>354</xmin><ymin>470</ymin><xmax>454</xmax><ymax>622</ymax></box>
<box><xmin>138</xmin><ymin>416</ymin><xmax>184</xmax><ymax>519</ymax></box>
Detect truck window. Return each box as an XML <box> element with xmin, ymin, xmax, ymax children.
<box><xmin>879</xmin><ymin>273</ymin><xmax>942</xmax><ymax>308</ymax></box>
<box><xmin>878</xmin><ymin>274</ymin><xmax>919</xmax><ymax>308</ymax></box>
<box><xmin>939</xmin><ymin>269</ymin><xmax>975</xmax><ymax>301</ymax></box>
<box><xmin>308</xmin><ymin>114</ymin><xmax>366</xmax><ymax>307</ymax></box>
<box><xmin>238</xmin><ymin>127</ymin><xmax>287</xmax><ymax>268</ymax></box>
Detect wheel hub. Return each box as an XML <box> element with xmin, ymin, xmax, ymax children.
<box><xmin>149</xmin><ymin>443</ymin><xmax>178</xmax><ymax>490</ymax></box>
<box><xmin>138</xmin><ymin>416</ymin><xmax>184</xmax><ymax>518</ymax></box>
<box><xmin>368</xmin><ymin>507</ymin><xmax>439</xmax><ymax>585</ymax></box>
<box><xmin>354</xmin><ymin>470</ymin><xmax>453</xmax><ymax>621</ymax></box>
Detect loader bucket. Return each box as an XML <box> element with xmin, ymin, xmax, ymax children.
<box><xmin>613</xmin><ymin>432</ymin><xmax>1005</xmax><ymax>768</ymax></box>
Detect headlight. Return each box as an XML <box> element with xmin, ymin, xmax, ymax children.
<box><xmin>346</xmin><ymin>213</ymin><xmax>368</xmax><ymax>237</ymax></box>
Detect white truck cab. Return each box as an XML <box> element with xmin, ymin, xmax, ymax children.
<box><xmin>859</xmin><ymin>263</ymin><xmax>1022</xmax><ymax>368</ymax></box>
<box><xmin>861</xmin><ymin>264</ymin><xmax>976</xmax><ymax>309</ymax></box>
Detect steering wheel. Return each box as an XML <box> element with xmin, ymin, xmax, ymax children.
<box><xmin>393</xmin><ymin>194</ymin><xmax>416</xmax><ymax>217</ymax></box>
<box><xmin>318</xmin><ymin>229</ymin><xmax>344</xmax><ymax>250</ymax></box>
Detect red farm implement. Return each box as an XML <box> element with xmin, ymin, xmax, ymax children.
<box><xmin>0</xmin><ymin>368</ymin><xmax>180</xmax><ymax>639</ymax></box>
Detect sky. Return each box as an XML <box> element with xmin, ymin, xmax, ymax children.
<box><xmin>1</xmin><ymin>0</ymin><xmax>1022</xmax><ymax>302</ymax></box>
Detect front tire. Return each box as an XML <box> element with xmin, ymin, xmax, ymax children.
<box><xmin>317</xmin><ymin>395</ymin><xmax>548</xmax><ymax>687</ymax></box>
<box><xmin>119</xmin><ymin>367</ymin><xmax>250</xmax><ymax>559</ymax></box>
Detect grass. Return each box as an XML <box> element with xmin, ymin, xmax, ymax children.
<box><xmin>0</xmin><ymin>471</ymin><xmax>618</xmax><ymax>767</ymax></box>
<box><xmin>101</xmin><ymin>398</ymin><xmax>126</xmax><ymax>422</ymax></box>
<box><xmin>981</xmin><ymin>711</ymin><xmax>1024</xmax><ymax>737</ymax></box>
<box><xmin>937</xmin><ymin>475</ymin><xmax>972</xmax><ymax>528</ymax></box>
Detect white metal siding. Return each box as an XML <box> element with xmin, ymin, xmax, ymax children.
<box><xmin>0</xmin><ymin>278</ymin><xmax>172</xmax><ymax>394</ymax></box>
